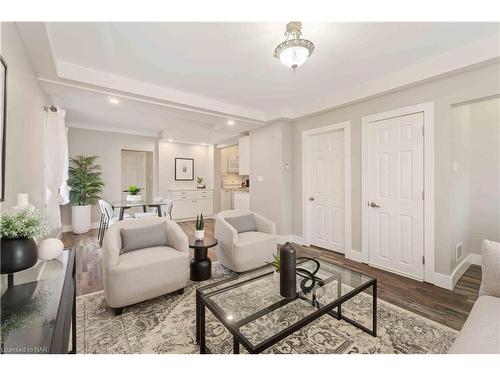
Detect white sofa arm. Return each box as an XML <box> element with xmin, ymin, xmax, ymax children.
<box><xmin>167</xmin><ymin>220</ymin><xmax>189</xmax><ymax>252</ymax></box>
<box><xmin>253</xmin><ymin>212</ymin><xmax>277</xmax><ymax>235</ymax></box>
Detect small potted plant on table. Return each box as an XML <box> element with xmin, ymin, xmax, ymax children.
<box><xmin>0</xmin><ymin>207</ymin><xmax>46</xmax><ymax>276</ymax></box>
<box><xmin>195</xmin><ymin>213</ymin><xmax>204</xmax><ymax>240</ymax></box>
<box><xmin>124</xmin><ymin>184</ymin><xmax>143</xmax><ymax>203</ymax></box>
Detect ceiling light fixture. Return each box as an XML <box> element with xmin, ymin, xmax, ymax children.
<box><xmin>109</xmin><ymin>97</ymin><xmax>120</xmax><ymax>105</ymax></box>
<box><xmin>167</xmin><ymin>139</ymin><xmax>173</xmax><ymax>143</ymax></box>
<box><xmin>227</xmin><ymin>120</ymin><xmax>235</xmax><ymax>126</ymax></box>
<box><xmin>274</xmin><ymin>22</ymin><xmax>314</xmax><ymax>72</ymax></box>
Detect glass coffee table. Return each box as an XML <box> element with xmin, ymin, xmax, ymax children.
<box><xmin>196</xmin><ymin>258</ymin><xmax>377</xmax><ymax>354</ymax></box>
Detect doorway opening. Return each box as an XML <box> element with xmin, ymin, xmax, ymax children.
<box><xmin>121</xmin><ymin>150</ymin><xmax>154</xmax><ymax>201</ymax></box>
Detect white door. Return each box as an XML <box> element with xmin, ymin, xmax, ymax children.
<box><xmin>306</xmin><ymin>129</ymin><xmax>345</xmax><ymax>252</ymax></box>
<box><xmin>121</xmin><ymin>150</ymin><xmax>147</xmax><ymax>199</ymax></box>
<box><xmin>366</xmin><ymin>112</ymin><xmax>424</xmax><ymax>279</ymax></box>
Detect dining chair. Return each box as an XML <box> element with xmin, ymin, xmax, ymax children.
<box><xmin>98</xmin><ymin>199</ymin><xmax>131</xmax><ymax>246</ymax></box>
<box><xmin>134</xmin><ymin>198</ymin><xmax>173</xmax><ymax>219</ymax></box>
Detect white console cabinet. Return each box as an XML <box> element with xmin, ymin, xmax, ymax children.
<box><xmin>168</xmin><ymin>190</ymin><xmax>213</xmax><ymax>220</ymax></box>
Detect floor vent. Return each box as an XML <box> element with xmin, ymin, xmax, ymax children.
<box><xmin>456</xmin><ymin>241</ymin><xmax>464</xmax><ymax>261</ymax></box>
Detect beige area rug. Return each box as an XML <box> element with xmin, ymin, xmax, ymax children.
<box><xmin>76</xmin><ymin>264</ymin><xmax>457</xmax><ymax>354</ymax></box>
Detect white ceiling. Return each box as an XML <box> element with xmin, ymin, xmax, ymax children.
<box><xmin>17</xmin><ymin>22</ymin><xmax>500</xmax><ymax>143</ymax></box>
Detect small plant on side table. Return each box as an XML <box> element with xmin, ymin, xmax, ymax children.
<box><xmin>195</xmin><ymin>213</ymin><xmax>205</xmax><ymax>240</ymax></box>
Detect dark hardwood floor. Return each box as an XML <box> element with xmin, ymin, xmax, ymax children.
<box><xmin>63</xmin><ymin>218</ymin><xmax>481</xmax><ymax>331</ymax></box>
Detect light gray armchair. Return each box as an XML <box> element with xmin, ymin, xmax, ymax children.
<box><xmin>215</xmin><ymin>210</ymin><xmax>277</xmax><ymax>272</ymax></box>
<box><xmin>102</xmin><ymin>217</ymin><xmax>189</xmax><ymax>315</ymax></box>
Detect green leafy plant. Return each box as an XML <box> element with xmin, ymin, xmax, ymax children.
<box><xmin>0</xmin><ymin>207</ymin><xmax>47</xmax><ymax>239</ymax></box>
<box><xmin>123</xmin><ymin>184</ymin><xmax>142</xmax><ymax>195</ymax></box>
<box><xmin>195</xmin><ymin>213</ymin><xmax>204</xmax><ymax>230</ymax></box>
<box><xmin>68</xmin><ymin>155</ymin><xmax>105</xmax><ymax>206</ymax></box>
<box><xmin>196</xmin><ymin>177</ymin><xmax>204</xmax><ymax>185</ymax></box>
<box><xmin>266</xmin><ymin>253</ymin><xmax>281</xmax><ymax>273</ymax></box>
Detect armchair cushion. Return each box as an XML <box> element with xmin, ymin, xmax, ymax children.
<box><xmin>479</xmin><ymin>239</ymin><xmax>500</xmax><ymax>298</ymax></box>
<box><xmin>225</xmin><ymin>214</ymin><xmax>257</xmax><ymax>233</ymax></box>
<box><xmin>120</xmin><ymin>223</ymin><xmax>168</xmax><ymax>254</ymax></box>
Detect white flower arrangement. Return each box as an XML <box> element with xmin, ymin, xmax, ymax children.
<box><xmin>0</xmin><ymin>207</ymin><xmax>47</xmax><ymax>239</ymax></box>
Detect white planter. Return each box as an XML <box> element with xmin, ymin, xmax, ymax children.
<box><xmin>71</xmin><ymin>205</ymin><xmax>91</xmax><ymax>234</ymax></box>
<box><xmin>127</xmin><ymin>194</ymin><xmax>142</xmax><ymax>202</ymax></box>
<box><xmin>195</xmin><ymin>229</ymin><xmax>205</xmax><ymax>240</ymax></box>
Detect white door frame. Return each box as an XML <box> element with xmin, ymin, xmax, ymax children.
<box><xmin>302</xmin><ymin>121</ymin><xmax>352</xmax><ymax>254</ymax></box>
<box><xmin>361</xmin><ymin>102</ymin><xmax>435</xmax><ymax>282</ymax></box>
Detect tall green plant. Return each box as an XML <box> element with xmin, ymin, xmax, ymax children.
<box><xmin>68</xmin><ymin>155</ymin><xmax>104</xmax><ymax>206</ymax></box>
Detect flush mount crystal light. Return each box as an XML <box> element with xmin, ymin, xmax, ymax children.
<box><xmin>274</xmin><ymin>21</ymin><xmax>314</xmax><ymax>72</ymax></box>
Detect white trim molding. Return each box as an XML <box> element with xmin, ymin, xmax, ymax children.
<box><xmin>301</xmin><ymin>121</ymin><xmax>352</xmax><ymax>255</ymax></box>
<box><xmin>361</xmin><ymin>102</ymin><xmax>436</xmax><ymax>284</ymax></box>
<box><xmin>469</xmin><ymin>253</ymin><xmax>482</xmax><ymax>266</ymax></box>
<box><xmin>278</xmin><ymin>235</ymin><xmax>309</xmax><ymax>246</ymax></box>
<box><xmin>345</xmin><ymin>249</ymin><xmax>362</xmax><ymax>263</ymax></box>
<box><xmin>62</xmin><ymin>221</ymin><xmax>101</xmax><ymax>233</ymax></box>
<box><xmin>432</xmin><ymin>253</ymin><xmax>479</xmax><ymax>290</ymax></box>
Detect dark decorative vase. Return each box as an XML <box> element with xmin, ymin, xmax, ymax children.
<box><xmin>0</xmin><ymin>238</ymin><xmax>38</xmax><ymax>274</ymax></box>
<box><xmin>279</xmin><ymin>242</ymin><xmax>296</xmax><ymax>299</ymax></box>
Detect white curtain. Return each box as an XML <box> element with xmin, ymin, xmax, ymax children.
<box><xmin>45</xmin><ymin>108</ymin><xmax>69</xmax><ymax>236</ymax></box>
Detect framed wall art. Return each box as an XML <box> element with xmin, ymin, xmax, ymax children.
<box><xmin>175</xmin><ymin>157</ymin><xmax>194</xmax><ymax>181</ymax></box>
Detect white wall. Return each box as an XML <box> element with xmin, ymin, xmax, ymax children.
<box><xmin>451</xmin><ymin>98</ymin><xmax>500</xmax><ymax>262</ymax></box>
<box><xmin>158</xmin><ymin>142</ymin><xmax>214</xmax><ymax>195</ymax></box>
<box><xmin>1</xmin><ymin>23</ymin><xmax>49</xmax><ymax>213</ymax></box>
<box><xmin>291</xmin><ymin>62</ymin><xmax>500</xmax><ymax>275</ymax></box>
<box><xmin>63</xmin><ymin>127</ymin><xmax>158</xmax><ymax>224</ymax></box>
<box><xmin>249</xmin><ymin>121</ymin><xmax>292</xmax><ymax>235</ymax></box>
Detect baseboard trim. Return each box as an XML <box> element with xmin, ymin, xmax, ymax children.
<box><xmin>277</xmin><ymin>235</ymin><xmax>310</xmax><ymax>246</ymax></box>
<box><xmin>469</xmin><ymin>253</ymin><xmax>482</xmax><ymax>266</ymax></box>
<box><xmin>429</xmin><ymin>253</ymin><xmax>477</xmax><ymax>291</ymax></box>
<box><xmin>63</xmin><ymin>221</ymin><xmax>101</xmax><ymax>233</ymax></box>
<box><xmin>451</xmin><ymin>254</ymin><xmax>473</xmax><ymax>289</ymax></box>
<box><xmin>345</xmin><ymin>249</ymin><xmax>362</xmax><ymax>262</ymax></box>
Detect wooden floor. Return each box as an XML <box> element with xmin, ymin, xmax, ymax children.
<box><xmin>62</xmin><ymin>218</ymin><xmax>481</xmax><ymax>331</ymax></box>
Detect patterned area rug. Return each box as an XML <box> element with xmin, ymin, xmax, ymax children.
<box><xmin>76</xmin><ymin>263</ymin><xmax>457</xmax><ymax>354</ymax></box>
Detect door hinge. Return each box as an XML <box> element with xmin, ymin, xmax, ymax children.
<box><xmin>422</xmin><ymin>256</ymin><xmax>425</xmax><ymax>265</ymax></box>
<box><xmin>422</xmin><ymin>191</ymin><xmax>425</xmax><ymax>200</ymax></box>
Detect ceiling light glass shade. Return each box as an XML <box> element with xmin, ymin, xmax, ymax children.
<box><xmin>274</xmin><ymin>22</ymin><xmax>314</xmax><ymax>71</ymax></box>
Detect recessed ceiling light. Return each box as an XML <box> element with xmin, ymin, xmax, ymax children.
<box><xmin>109</xmin><ymin>98</ymin><xmax>120</xmax><ymax>105</ymax></box>
<box><xmin>227</xmin><ymin>120</ymin><xmax>235</xmax><ymax>126</ymax></box>
<box><xmin>167</xmin><ymin>139</ymin><xmax>173</xmax><ymax>143</ymax></box>
<box><xmin>201</xmin><ymin>142</ymin><xmax>208</xmax><ymax>146</ymax></box>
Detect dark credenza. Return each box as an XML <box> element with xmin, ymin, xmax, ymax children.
<box><xmin>1</xmin><ymin>249</ymin><xmax>76</xmax><ymax>354</ymax></box>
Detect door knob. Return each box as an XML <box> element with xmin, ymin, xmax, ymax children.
<box><xmin>370</xmin><ymin>202</ymin><xmax>380</xmax><ymax>208</ymax></box>
<box><xmin>309</xmin><ymin>197</ymin><xmax>315</xmax><ymax>201</ymax></box>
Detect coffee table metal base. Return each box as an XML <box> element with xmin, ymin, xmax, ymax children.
<box><xmin>196</xmin><ymin>277</ymin><xmax>377</xmax><ymax>354</ymax></box>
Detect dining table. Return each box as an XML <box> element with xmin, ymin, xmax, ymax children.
<box><xmin>111</xmin><ymin>200</ymin><xmax>164</xmax><ymax>220</ymax></box>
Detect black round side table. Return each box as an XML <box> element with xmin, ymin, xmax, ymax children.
<box><xmin>188</xmin><ymin>236</ymin><xmax>218</xmax><ymax>281</ymax></box>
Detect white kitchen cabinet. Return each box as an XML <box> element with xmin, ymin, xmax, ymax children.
<box><xmin>233</xmin><ymin>191</ymin><xmax>250</xmax><ymax>211</ymax></box>
<box><xmin>221</xmin><ymin>189</ymin><xmax>233</xmax><ymax>211</ymax></box>
<box><xmin>220</xmin><ymin>145</ymin><xmax>239</xmax><ymax>174</ymax></box>
<box><xmin>238</xmin><ymin>136</ymin><xmax>250</xmax><ymax>176</ymax></box>
<box><xmin>168</xmin><ymin>190</ymin><xmax>213</xmax><ymax>220</ymax></box>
